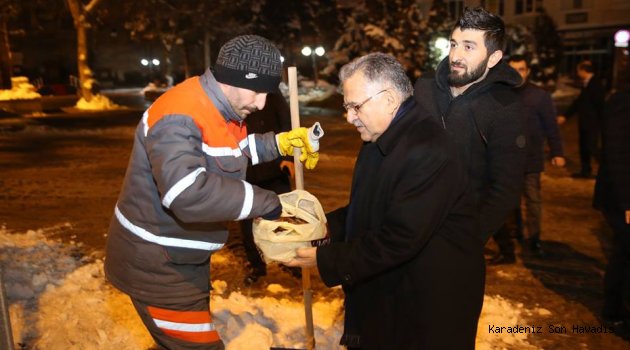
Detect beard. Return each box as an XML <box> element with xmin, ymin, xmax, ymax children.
<box><xmin>447</xmin><ymin>56</ymin><xmax>490</xmax><ymax>87</ymax></box>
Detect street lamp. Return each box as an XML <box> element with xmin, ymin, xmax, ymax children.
<box><xmin>140</xmin><ymin>58</ymin><xmax>161</xmax><ymax>68</ymax></box>
<box><xmin>301</xmin><ymin>45</ymin><xmax>325</xmax><ymax>86</ymax></box>
<box><xmin>614</xmin><ymin>29</ymin><xmax>629</xmax><ymax>48</ymax></box>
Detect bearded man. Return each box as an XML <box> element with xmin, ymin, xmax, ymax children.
<box><xmin>414</xmin><ymin>6</ymin><xmax>527</xmax><ymax>243</ymax></box>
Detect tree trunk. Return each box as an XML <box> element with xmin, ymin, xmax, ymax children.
<box><xmin>75</xmin><ymin>22</ymin><xmax>93</xmax><ymax>101</ymax></box>
<box><xmin>66</xmin><ymin>0</ymin><xmax>102</xmax><ymax>102</ymax></box>
<box><xmin>0</xmin><ymin>18</ymin><xmax>12</xmax><ymax>89</ymax></box>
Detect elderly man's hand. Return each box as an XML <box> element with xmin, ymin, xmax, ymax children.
<box><xmin>285</xmin><ymin>247</ymin><xmax>317</xmax><ymax>268</ymax></box>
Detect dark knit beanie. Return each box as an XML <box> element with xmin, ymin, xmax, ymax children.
<box><xmin>214</xmin><ymin>35</ymin><xmax>282</xmax><ymax>93</ymax></box>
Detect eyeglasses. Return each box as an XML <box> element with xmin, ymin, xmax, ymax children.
<box><xmin>343</xmin><ymin>89</ymin><xmax>388</xmax><ymax>115</ymax></box>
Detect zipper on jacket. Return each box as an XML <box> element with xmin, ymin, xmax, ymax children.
<box><xmin>441</xmin><ymin>101</ymin><xmax>454</xmax><ymax>130</ymax></box>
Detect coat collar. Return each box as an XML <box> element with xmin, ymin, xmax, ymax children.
<box><xmin>434</xmin><ymin>57</ymin><xmax>522</xmax><ymax>98</ymax></box>
<box><xmin>199</xmin><ymin>69</ymin><xmax>243</xmax><ymax>124</ymax></box>
<box><xmin>375</xmin><ymin>97</ymin><xmax>421</xmax><ymax>155</ymax></box>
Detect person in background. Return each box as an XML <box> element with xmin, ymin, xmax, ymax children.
<box><xmin>240</xmin><ymin>91</ymin><xmax>294</xmax><ymax>285</ymax></box>
<box><xmin>594</xmin><ymin>69</ymin><xmax>630</xmax><ymax>327</ymax></box>
<box><xmin>287</xmin><ymin>52</ymin><xmax>485</xmax><ymax>350</ymax></box>
<box><xmin>557</xmin><ymin>60</ymin><xmax>606</xmax><ymax>179</ymax></box>
<box><xmin>104</xmin><ymin>34</ymin><xmax>319</xmax><ymax>350</ymax></box>
<box><xmin>489</xmin><ymin>55</ymin><xmax>566</xmax><ymax>264</ymax></box>
<box><xmin>413</xmin><ymin>7</ymin><xmax>527</xmax><ymax>244</ymax></box>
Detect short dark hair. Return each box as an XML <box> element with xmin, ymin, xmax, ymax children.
<box><xmin>577</xmin><ymin>60</ymin><xmax>595</xmax><ymax>74</ymax></box>
<box><xmin>454</xmin><ymin>7</ymin><xmax>505</xmax><ymax>54</ymax></box>
<box><xmin>507</xmin><ymin>54</ymin><xmax>529</xmax><ymax>68</ymax></box>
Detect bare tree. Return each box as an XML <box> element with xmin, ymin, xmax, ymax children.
<box><xmin>0</xmin><ymin>1</ymin><xmax>19</xmax><ymax>89</ymax></box>
<box><xmin>122</xmin><ymin>0</ymin><xmax>260</xmax><ymax>81</ymax></box>
<box><xmin>65</xmin><ymin>0</ymin><xmax>104</xmax><ymax>101</ymax></box>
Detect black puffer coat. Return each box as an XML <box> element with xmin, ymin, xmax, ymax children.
<box><xmin>414</xmin><ymin>58</ymin><xmax>527</xmax><ymax>240</ymax></box>
<box><xmin>594</xmin><ymin>88</ymin><xmax>630</xmax><ymax>213</ymax></box>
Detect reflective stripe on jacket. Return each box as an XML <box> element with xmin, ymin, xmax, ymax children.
<box><xmin>105</xmin><ymin>70</ymin><xmax>281</xmax><ymax>304</ymax></box>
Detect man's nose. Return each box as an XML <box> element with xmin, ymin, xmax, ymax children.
<box><xmin>346</xmin><ymin>110</ymin><xmax>357</xmax><ymax>124</ymax></box>
<box><xmin>450</xmin><ymin>47</ymin><xmax>463</xmax><ymax>62</ymax></box>
<box><xmin>255</xmin><ymin>93</ymin><xmax>267</xmax><ymax>111</ymax></box>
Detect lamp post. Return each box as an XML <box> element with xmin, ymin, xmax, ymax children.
<box><xmin>301</xmin><ymin>46</ymin><xmax>325</xmax><ymax>86</ymax></box>
<box><xmin>612</xmin><ymin>29</ymin><xmax>629</xmax><ymax>90</ymax></box>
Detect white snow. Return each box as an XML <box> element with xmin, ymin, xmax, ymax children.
<box><xmin>0</xmin><ymin>227</ymin><xmax>541</xmax><ymax>349</ymax></box>
<box><xmin>75</xmin><ymin>94</ymin><xmax>123</xmax><ymax>111</ymax></box>
<box><xmin>0</xmin><ymin>77</ymin><xmax>41</xmax><ymax>101</ymax></box>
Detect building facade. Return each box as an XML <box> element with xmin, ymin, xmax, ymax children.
<box><xmin>423</xmin><ymin>0</ymin><xmax>630</xmax><ymax>87</ymax></box>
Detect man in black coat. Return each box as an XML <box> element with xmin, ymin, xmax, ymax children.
<box><xmin>287</xmin><ymin>53</ymin><xmax>485</xmax><ymax>349</ymax></box>
<box><xmin>241</xmin><ymin>91</ymin><xmax>294</xmax><ymax>284</ymax></box>
<box><xmin>593</xmin><ymin>72</ymin><xmax>630</xmax><ymax>327</ymax></box>
<box><xmin>413</xmin><ymin>7</ymin><xmax>527</xmax><ymax>242</ymax></box>
<box><xmin>558</xmin><ymin>60</ymin><xmax>607</xmax><ymax>178</ymax></box>
<box><xmin>490</xmin><ymin>55</ymin><xmax>567</xmax><ymax>263</ymax></box>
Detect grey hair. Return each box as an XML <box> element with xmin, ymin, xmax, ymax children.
<box><xmin>339</xmin><ymin>52</ymin><xmax>413</xmax><ymax>99</ymax></box>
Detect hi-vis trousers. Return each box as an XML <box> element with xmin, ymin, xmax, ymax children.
<box><xmin>131</xmin><ymin>297</ymin><xmax>224</xmax><ymax>350</ymax></box>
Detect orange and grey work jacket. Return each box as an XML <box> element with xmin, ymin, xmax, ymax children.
<box><xmin>105</xmin><ymin>69</ymin><xmax>281</xmax><ymax>305</ymax></box>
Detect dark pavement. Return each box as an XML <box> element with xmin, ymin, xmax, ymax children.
<box><xmin>0</xmin><ymin>94</ymin><xmax>629</xmax><ymax>349</ymax></box>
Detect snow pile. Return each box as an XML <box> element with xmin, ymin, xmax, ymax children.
<box><xmin>279</xmin><ymin>80</ymin><xmax>337</xmax><ymax>104</ymax></box>
<box><xmin>552</xmin><ymin>75</ymin><xmax>580</xmax><ymax>99</ymax></box>
<box><xmin>0</xmin><ymin>76</ymin><xmax>42</xmax><ymax>100</ymax></box>
<box><xmin>1</xmin><ymin>227</ymin><xmax>538</xmax><ymax>349</ymax></box>
<box><xmin>297</xmin><ymin>80</ymin><xmax>336</xmax><ymax>103</ymax></box>
<box><xmin>212</xmin><ymin>290</ymin><xmax>344</xmax><ymax>349</ymax></box>
<box><xmin>477</xmin><ymin>295</ymin><xmax>540</xmax><ymax>350</ymax></box>
<box><xmin>0</xmin><ymin>226</ymin><xmax>152</xmax><ymax>349</ymax></box>
<box><xmin>75</xmin><ymin>94</ymin><xmax>122</xmax><ymax>111</ymax></box>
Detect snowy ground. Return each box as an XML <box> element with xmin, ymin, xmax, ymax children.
<box><xmin>2</xmin><ymin>83</ymin><xmax>627</xmax><ymax>349</ymax></box>
<box><xmin>1</xmin><ymin>228</ymin><xmax>539</xmax><ymax>350</ymax></box>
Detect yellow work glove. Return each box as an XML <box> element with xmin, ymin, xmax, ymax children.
<box><xmin>302</xmin><ymin>151</ymin><xmax>319</xmax><ymax>170</ymax></box>
<box><xmin>276</xmin><ymin>126</ymin><xmax>320</xmax><ymax>169</ymax></box>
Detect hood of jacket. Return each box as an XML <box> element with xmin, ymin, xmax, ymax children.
<box><xmin>434</xmin><ymin>57</ymin><xmax>522</xmax><ymax>98</ymax></box>
<box><xmin>199</xmin><ymin>69</ymin><xmax>244</xmax><ymax>124</ymax></box>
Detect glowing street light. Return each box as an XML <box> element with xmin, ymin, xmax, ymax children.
<box><xmin>302</xmin><ymin>45</ymin><xmax>326</xmax><ymax>86</ymax></box>
<box><xmin>434</xmin><ymin>37</ymin><xmax>450</xmax><ymax>60</ymax></box>
<box><xmin>614</xmin><ymin>29</ymin><xmax>629</xmax><ymax>48</ymax></box>
<box><xmin>141</xmin><ymin>58</ymin><xmax>160</xmax><ymax>68</ymax></box>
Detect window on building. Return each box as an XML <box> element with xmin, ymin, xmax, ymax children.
<box><xmin>446</xmin><ymin>0</ymin><xmax>464</xmax><ymax>19</ymax></box>
<box><xmin>515</xmin><ymin>0</ymin><xmax>539</xmax><ymax>15</ymax></box>
<box><xmin>481</xmin><ymin>0</ymin><xmax>505</xmax><ymax>16</ymax></box>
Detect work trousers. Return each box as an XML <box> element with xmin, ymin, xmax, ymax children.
<box><xmin>578</xmin><ymin>126</ymin><xmax>599</xmax><ymax>175</ymax></box>
<box><xmin>131</xmin><ymin>297</ymin><xmax>224</xmax><ymax>350</ymax></box>
<box><xmin>495</xmin><ymin>172</ymin><xmax>542</xmax><ymax>256</ymax></box>
<box><xmin>520</xmin><ymin>172</ymin><xmax>542</xmax><ymax>242</ymax></box>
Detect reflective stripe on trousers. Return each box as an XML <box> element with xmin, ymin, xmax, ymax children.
<box><xmin>131</xmin><ymin>298</ymin><xmax>224</xmax><ymax>350</ymax></box>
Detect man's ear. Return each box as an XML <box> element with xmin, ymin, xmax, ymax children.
<box><xmin>385</xmin><ymin>90</ymin><xmax>399</xmax><ymax>115</ymax></box>
<box><xmin>487</xmin><ymin>50</ymin><xmax>503</xmax><ymax>69</ymax></box>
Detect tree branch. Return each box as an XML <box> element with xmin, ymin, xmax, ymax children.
<box><xmin>84</xmin><ymin>0</ymin><xmax>104</xmax><ymax>14</ymax></box>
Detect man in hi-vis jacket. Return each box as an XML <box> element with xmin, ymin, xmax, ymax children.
<box><xmin>105</xmin><ymin>35</ymin><xmax>319</xmax><ymax>350</ymax></box>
